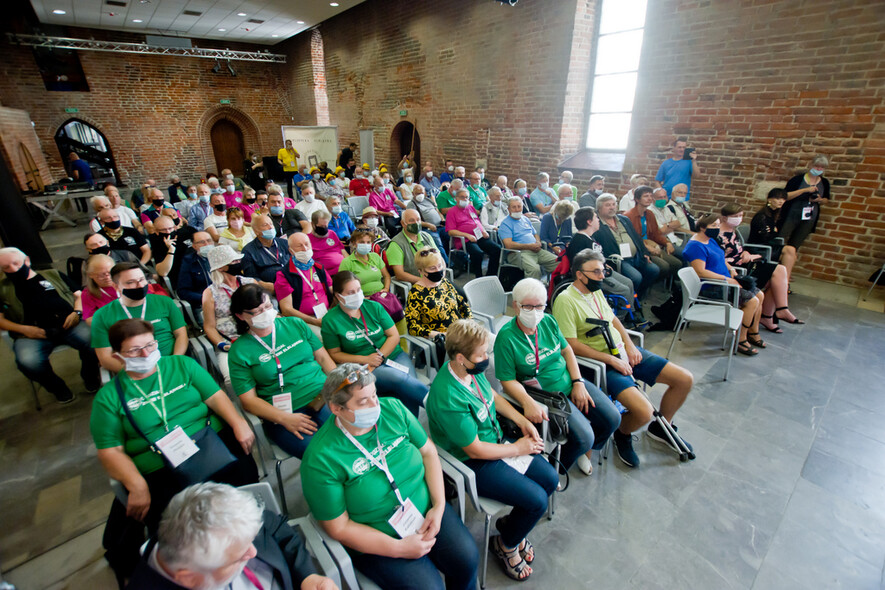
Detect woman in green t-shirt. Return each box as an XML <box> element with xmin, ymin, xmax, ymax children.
<box><xmin>321</xmin><ymin>271</ymin><xmax>428</xmax><ymax>417</ymax></box>
<box><xmin>338</xmin><ymin>229</ymin><xmax>391</xmax><ymax>297</ymax></box>
<box><xmin>426</xmin><ymin>320</ymin><xmax>557</xmax><ymax>582</ymax></box>
<box><xmin>301</xmin><ymin>363</ymin><xmax>478</xmax><ymax>589</ymax></box>
<box><xmin>90</xmin><ymin>319</ymin><xmax>257</xmax><ymax>533</ymax></box>
<box><xmin>229</xmin><ymin>284</ymin><xmax>336</xmax><ymax>458</ymax></box>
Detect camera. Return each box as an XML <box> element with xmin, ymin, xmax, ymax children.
<box><xmin>683</xmin><ymin>147</ymin><xmax>695</xmax><ymax>159</ymax></box>
<box><xmin>496</xmin><ymin>0</ymin><xmax>518</xmax><ymax>5</ymax></box>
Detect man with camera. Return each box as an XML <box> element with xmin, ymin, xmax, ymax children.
<box><xmin>655</xmin><ymin>137</ymin><xmax>700</xmax><ymax>200</ymax></box>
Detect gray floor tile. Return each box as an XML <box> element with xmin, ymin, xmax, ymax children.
<box><xmin>801</xmin><ymin>447</ymin><xmax>885</xmax><ymax>520</ymax></box>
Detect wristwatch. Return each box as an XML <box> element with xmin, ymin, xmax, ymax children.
<box><xmin>74</xmin><ymin>310</ymin><xmax>83</xmax><ymax>318</ymax></box>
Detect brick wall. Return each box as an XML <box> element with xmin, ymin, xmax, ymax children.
<box><xmin>0</xmin><ymin>107</ymin><xmax>52</xmax><ymax>192</ymax></box>
<box><xmin>0</xmin><ymin>27</ymin><xmax>294</xmax><ymax>189</ymax></box>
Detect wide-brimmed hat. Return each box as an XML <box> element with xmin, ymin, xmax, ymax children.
<box><xmin>208</xmin><ymin>244</ymin><xmax>243</xmax><ymax>271</ymax></box>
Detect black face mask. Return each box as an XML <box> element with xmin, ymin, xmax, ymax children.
<box><xmin>705</xmin><ymin>228</ymin><xmax>720</xmax><ymax>239</ymax></box>
<box><xmin>426</xmin><ymin>270</ymin><xmax>444</xmax><ymax>283</ymax></box>
<box><xmin>246</xmin><ymin>197</ymin><xmax>257</xmax><ymax>204</ymax></box>
<box><xmin>314</xmin><ymin>226</ymin><xmax>329</xmax><ymax>236</ymax></box>
<box><xmin>579</xmin><ymin>272</ymin><xmax>604</xmax><ymax>292</ymax></box>
<box><xmin>122</xmin><ymin>285</ymin><xmax>148</xmax><ymax>301</ymax></box>
<box><xmin>160</xmin><ymin>230</ymin><xmax>177</xmax><ymax>240</ymax></box>
<box><xmin>464</xmin><ymin>358</ymin><xmax>490</xmax><ymax>375</ymax></box>
<box><xmin>226</xmin><ymin>262</ymin><xmax>243</xmax><ymax>276</ymax></box>
<box><xmin>7</xmin><ymin>263</ymin><xmax>30</xmax><ymax>282</ymax></box>
<box><xmin>153</xmin><ymin>200</ymin><xmax>165</xmax><ymax>209</ymax></box>
<box><xmin>105</xmin><ymin>219</ymin><xmax>122</xmax><ymax>230</ymax></box>
<box><xmin>91</xmin><ymin>245</ymin><xmax>111</xmax><ymax>256</ymax></box>
<box><xmin>214</xmin><ymin>204</ymin><xmax>226</xmax><ymax>213</ymax></box>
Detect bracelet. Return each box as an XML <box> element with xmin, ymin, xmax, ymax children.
<box><xmin>217</xmin><ymin>341</ymin><xmax>230</xmax><ymax>352</ymax></box>
<box><xmin>571</xmin><ymin>378</ymin><xmax>582</xmax><ymax>384</ymax></box>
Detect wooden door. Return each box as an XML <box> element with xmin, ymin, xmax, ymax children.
<box><xmin>210</xmin><ymin>119</ymin><xmax>245</xmax><ymax>176</ymax></box>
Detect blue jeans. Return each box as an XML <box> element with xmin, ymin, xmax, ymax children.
<box><xmin>13</xmin><ymin>321</ymin><xmax>99</xmax><ymax>399</ymax></box>
<box><xmin>620</xmin><ymin>255</ymin><xmax>660</xmax><ymax>299</ymax></box>
<box><xmin>559</xmin><ymin>380</ymin><xmax>621</xmax><ymax>468</ymax></box>
<box><xmin>463</xmin><ymin>238</ymin><xmax>500</xmax><ymax>276</ymax></box>
<box><xmin>374</xmin><ymin>352</ymin><xmax>429</xmax><ymax>417</ymax></box>
<box><xmin>263</xmin><ymin>404</ymin><xmax>331</xmax><ymax>458</ymax></box>
<box><xmin>429</xmin><ymin>230</ymin><xmax>450</xmax><ymax>265</ymax></box>
<box><xmin>350</xmin><ymin>503</ymin><xmax>478</xmax><ymax>590</ymax></box>
<box><xmin>465</xmin><ymin>454</ymin><xmax>558</xmax><ymax>548</ymax></box>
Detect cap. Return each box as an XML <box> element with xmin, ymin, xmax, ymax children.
<box><xmin>325</xmin><ymin>173</ymin><xmax>337</xmax><ymax>182</ymax></box>
<box><xmin>362</xmin><ymin>163</ymin><xmax>370</xmax><ymax>170</ymax></box>
<box><xmin>309</xmin><ymin>166</ymin><xmax>320</xmax><ymax>174</ymax></box>
<box><xmin>335</xmin><ymin>165</ymin><xmax>345</xmax><ymax>174</ymax></box>
<box><xmin>208</xmin><ymin>244</ymin><xmax>244</xmax><ymax>272</ymax></box>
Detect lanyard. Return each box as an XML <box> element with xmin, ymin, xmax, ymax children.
<box><xmin>640</xmin><ymin>215</ymin><xmax>648</xmax><ymax>239</ymax></box>
<box><xmin>525</xmin><ymin>330</ymin><xmax>540</xmax><ymax>376</ymax></box>
<box><xmin>127</xmin><ymin>367</ymin><xmax>169</xmax><ymax>431</ymax></box>
<box><xmin>580</xmin><ymin>289</ymin><xmax>606</xmax><ymax>319</ymax></box>
<box><xmin>120</xmin><ymin>299</ymin><xmax>147</xmax><ymax>320</ymax></box>
<box><xmin>352</xmin><ymin>311</ymin><xmax>381</xmax><ymax>353</ymax></box>
<box><xmin>450</xmin><ymin>365</ymin><xmax>502</xmax><ymax>444</ymax></box>
<box><xmin>337</xmin><ymin>419</ymin><xmax>406</xmax><ymax>506</ymax></box>
<box><xmin>263</xmin><ymin>242</ymin><xmax>280</xmax><ymax>262</ymax></box>
<box><xmin>295</xmin><ymin>266</ymin><xmax>320</xmax><ymax>302</ymax></box>
<box><xmin>251</xmin><ymin>324</ymin><xmax>285</xmax><ymax>392</ymax></box>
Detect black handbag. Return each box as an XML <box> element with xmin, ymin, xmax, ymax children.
<box><xmin>114</xmin><ymin>377</ymin><xmax>235</xmax><ymax>486</ymax></box>
<box><xmin>521</xmin><ymin>384</ymin><xmax>572</xmax><ymax>446</ymax></box>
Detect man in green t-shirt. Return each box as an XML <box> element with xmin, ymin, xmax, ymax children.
<box><xmin>467</xmin><ymin>172</ymin><xmax>488</xmax><ymax>210</ymax></box>
<box><xmin>435</xmin><ymin>178</ymin><xmax>463</xmax><ymax>216</ymax></box>
<box><xmin>91</xmin><ymin>263</ymin><xmax>187</xmax><ymax>373</ymax></box>
<box><xmin>387</xmin><ymin>209</ymin><xmax>434</xmax><ymax>284</ymax></box>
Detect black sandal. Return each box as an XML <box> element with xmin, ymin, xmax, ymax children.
<box><xmin>492</xmin><ymin>536</ymin><xmax>532</xmax><ymax>581</ymax></box>
<box><xmin>747</xmin><ymin>332</ymin><xmax>766</xmax><ymax>348</ymax></box>
<box><xmin>775</xmin><ymin>306</ymin><xmax>805</xmax><ymax>324</ymax></box>
<box><xmin>760</xmin><ymin>313</ymin><xmax>783</xmax><ymax>333</ymax></box>
<box><xmin>737</xmin><ymin>340</ymin><xmax>759</xmax><ymax>356</ymax></box>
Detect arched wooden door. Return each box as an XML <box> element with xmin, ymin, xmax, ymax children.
<box><xmin>19</xmin><ymin>143</ymin><xmax>44</xmax><ymax>193</ymax></box>
<box><xmin>210</xmin><ymin>119</ymin><xmax>245</xmax><ymax>175</ymax></box>
<box><xmin>391</xmin><ymin>121</ymin><xmax>420</xmax><ymax>171</ymax></box>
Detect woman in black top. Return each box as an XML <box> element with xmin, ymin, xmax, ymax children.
<box><xmin>566</xmin><ymin>207</ymin><xmax>634</xmax><ymax>302</ymax></box>
<box><xmin>777</xmin><ymin>155</ymin><xmax>831</xmax><ymax>282</ymax></box>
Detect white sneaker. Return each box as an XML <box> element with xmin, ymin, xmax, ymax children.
<box><xmin>577</xmin><ymin>453</ymin><xmax>593</xmax><ymax>475</ymax></box>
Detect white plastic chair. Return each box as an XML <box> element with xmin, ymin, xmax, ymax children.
<box><xmin>667</xmin><ymin>267</ymin><xmax>742</xmax><ymax>381</ymax></box>
<box><xmin>463</xmin><ymin>276</ymin><xmax>513</xmax><ymax>334</ymax></box>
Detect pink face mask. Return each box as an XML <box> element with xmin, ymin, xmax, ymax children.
<box><xmin>230</xmin><ymin>219</ymin><xmax>244</xmax><ymax>230</ymax></box>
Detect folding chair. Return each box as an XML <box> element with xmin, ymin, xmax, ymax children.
<box><xmin>463</xmin><ymin>276</ymin><xmax>513</xmax><ymax>334</ymax></box>
<box><xmin>0</xmin><ymin>332</ymin><xmax>71</xmax><ymax>411</ymax></box>
<box><xmin>346</xmin><ymin>196</ymin><xmax>369</xmax><ymax>221</ymax></box>
<box><xmin>735</xmin><ymin>223</ymin><xmax>783</xmax><ymax>263</ymax></box>
<box><xmin>864</xmin><ymin>261</ymin><xmax>885</xmax><ymax>301</ymax></box>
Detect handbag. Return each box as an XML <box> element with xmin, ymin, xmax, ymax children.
<box><xmin>369</xmin><ymin>290</ymin><xmax>405</xmax><ymax>322</ymax></box>
<box><xmin>521</xmin><ymin>383</ymin><xmax>572</xmax><ymax>446</ymax></box>
<box><xmin>114</xmin><ymin>377</ymin><xmax>235</xmax><ymax>486</ymax></box>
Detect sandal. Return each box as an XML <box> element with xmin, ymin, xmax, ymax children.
<box><xmin>492</xmin><ymin>536</ymin><xmax>532</xmax><ymax>581</ymax></box>
<box><xmin>775</xmin><ymin>306</ymin><xmax>805</xmax><ymax>324</ymax></box>
<box><xmin>519</xmin><ymin>538</ymin><xmax>535</xmax><ymax>564</ymax></box>
<box><xmin>747</xmin><ymin>332</ymin><xmax>766</xmax><ymax>348</ymax></box>
<box><xmin>760</xmin><ymin>313</ymin><xmax>783</xmax><ymax>333</ymax></box>
<box><xmin>737</xmin><ymin>340</ymin><xmax>758</xmax><ymax>356</ymax></box>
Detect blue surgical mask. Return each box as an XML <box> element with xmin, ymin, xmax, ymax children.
<box><xmin>347</xmin><ymin>403</ymin><xmax>381</xmax><ymax>429</ymax></box>
<box><xmin>332</xmin><ymin>205</ymin><xmax>343</xmax><ymax>215</ymax></box>
<box><xmin>188</xmin><ymin>192</ymin><xmax>198</xmax><ymax>199</ymax></box>
<box><xmin>270</xmin><ymin>206</ymin><xmax>284</xmax><ymax>216</ymax></box>
<box><xmin>261</xmin><ymin>228</ymin><xmax>277</xmax><ymax>240</ymax></box>
<box><xmin>674</xmin><ymin>196</ymin><xmax>687</xmax><ymax>203</ymax></box>
<box><xmin>199</xmin><ymin>194</ymin><xmax>210</xmax><ymax>203</ymax></box>
<box><xmin>356</xmin><ymin>243</ymin><xmax>372</xmax><ymax>255</ymax></box>
<box><xmin>517</xmin><ymin>187</ymin><xmax>527</xmax><ymax>196</ymax></box>
<box><xmin>809</xmin><ymin>168</ymin><xmax>824</xmax><ymax>177</ymax></box>
<box><xmin>198</xmin><ymin>245</ymin><xmax>214</xmax><ymax>258</ymax></box>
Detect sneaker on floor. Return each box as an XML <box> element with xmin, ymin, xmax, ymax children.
<box><xmin>577</xmin><ymin>453</ymin><xmax>593</xmax><ymax>475</ymax></box>
<box><xmin>613</xmin><ymin>430</ymin><xmax>640</xmax><ymax>468</ymax></box>
<box><xmin>646</xmin><ymin>420</ymin><xmax>694</xmax><ymax>453</ymax></box>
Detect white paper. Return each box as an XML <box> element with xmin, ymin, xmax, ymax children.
<box><xmin>155</xmin><ymin>426</ymin><xmax>199</xmax><ymax>468</ymax></box>
<box><xmin>502</xmin><ymin>453</ymin><xmax>533</xmax><ymax>475</ymax></box>
<box><xmin>619</xmin><ymin>242</ymin><xmax>632</xmax><ymax>258</ymax></box>
<box><xmin>313</xmin><ymin>302</ymin><xmax>328</xmax><ymax>318</ymax></box>
<box><xmin>666</xmin><ymin>232</ymin><xmax>679</xmax><ymax>244</ymax></box>
<box><xmin>616</xmin><ymin>342</ymin><xmax>628</xmax><ymax>360</ymax></box>
<box><xmin>473</xmin><ymin>226</ymin><xmax>484</xmax><ymax>240</ymax></box>
<box><xmin>385</xmin><ymin>358</ymin><xmax>411</xmax><ymax>374</ymax></box>
<box><xmin>388</xmin><ymin>498</ymin><xmax>424</xmax><ymax>538</ymax></box>
<box><xmin>272</xmin><ymin>392</ymin><xmax>293</xmax><ymax>414</ymax></box>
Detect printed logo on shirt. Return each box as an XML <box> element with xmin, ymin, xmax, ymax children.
<box><xmin>326</xmin><ymin>238</ymin><xmax>336</xmax><ymax>246</ymax></box>
<box><xmin>258</xmin><ymin>339</ymin><xmax>304</xmax><ymax>363</ymax></box>
<box><xmin>476</xmin><ymin>404</ymin><xmax>489</xmax><ymax>422</ymax></box>
<box><xmin>345</xmin><ymin>327</ymin><xmax>381</xmax><ymax>341</ymax></box>
<box><xmin>38</xmin><ymin>280</ymin><xmax>55</xmax><ymax>291</ymax></box>
<box><xmin>125</xmin><ymin>383</ymin><xmax>186</xmax><ymax>411</ymax></box>
<box><xmin>352</xmin><ymin>457</ymin><xmax>370</xmax><ymax>475</ymax></box>
<box><xmin>350</xmin><ymin>434</ymin><xmax>407</xmax><ymax>475</ymax></box>
<box><xmin>124</xmin><ymin>237</ymin><xmax>136</xmax><ymax>246</ymax></box>
<box><xmin>522</xmin><ymin>344</ymin><xmax>561</xmax><ymax>366</ymax></box>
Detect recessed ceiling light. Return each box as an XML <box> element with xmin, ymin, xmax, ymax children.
<box><xmin>218</xmin><ymin>28</ymin><xmax>226</xmax><ymax>31</ymax></box>
<box><xmin>330</xmin><ymin>2</ymin><xmax>339</xmax><ymax>6</ymax></box>
<box><xmin>296</xmin><ymin>20</ymin><xmax>304</xmax><ymax>24</ymax></box>
<box><xmin>271</xmin><ymin>34</ymin><xmax>279</xmax><ymax>38</ymax></box>
<box><xmin>132</xmin><ymin>18</ymin><xmax>143</xmax><ymax>22</ymax></box>
<box><xmin>53</xmin><ymin>9</ymin><xmax>66</xmax><ymax>14</ymax></box>
<box><xmin>237</xmin><ymin>12</ymin><xmax>246</xmax><ymax>16</ymax></box>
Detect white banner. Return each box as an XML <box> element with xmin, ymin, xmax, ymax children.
<box><xmin>280</xmin><ymin>126</ymin><xmax>339</xmax><ymax>170</ymax></box>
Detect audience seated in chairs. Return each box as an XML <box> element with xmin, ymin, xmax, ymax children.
<box><xmin>229</xmin><ymin>284</ymin><xmax>336</xmax><ymax>458</ymax></box>
<box><xmin>322</xmin><ymin>271</ymin><xmax>428</xmax><ymax>417</ymax></box>
<box><xmin>624</xmin><ymin>186</ymin><xmax>683</xmax><ymax>279</ymax></box>
<box><xmin>150</xmin><ymin>214</ymin><xmax>197</xmax><ymax>288</ymax></box>
<box><xmin>268</xmin><ymin>185</ymin><xmax>311</xmax><ymax>239</ymax></box>
<box><xmin>309</xmin><ymin>209</ymin><xmax>347</xmax><ymax>276</ymax></box>
<box><xmin>82</xmin><ymin>253</ymin><xmax>120</xmax><ymax>325</ymax></box>
<box><xmin>98</xmin><ymin>207</ymin><xmax>153</xmax><ymax>265</ymax></box>
<box><xmin>356</xmin><ymin>206</ymin><xmax>390</xmax><ymax>243</ymax></box>
<box><xmin>682</xmin><ymin>214</ymin><xmax>767</xmax><ymax>356</ymax></box>
<box><xmin>551</xmin><ymin>249</ymin><xmax>694</xmax><ymax>468</ymax></box>
<box><xmin>426</xmin><ymin>319</ymin><xmax>557</xmax><ymax>581</ymax></box>
<box><xmin>127</xmin><ymin>482</ymin><xmax>336</xmax><ymax>590</ymax></box>
<box><xmin>749</xmin><ymin>188</ymin><xmax>787</xmax><ymax>262</ymax></box>
<box><xmin>218</xmin><ymin>206</ymin><xmax>256</xmax><ymax>253</ymax></box>
<box><xmin>402</xmin><ymin>185</ymin><xmax>450</xmax><ymax>258</ymax></box>
<box><xmin>369</xmin><ymin>175</ymin><xmax>405</xmax><ymax>236</ymax></box>
<box><xmin>539</xmin><ymin>197</ymin><xmax>576</xmax><ymax>255</ymax></box>
<box><xmin>495</xmin><ymin>278</ymin><xmax>620</xmax><ymax>476</ymax></box>
<box><xmin>327</xmin><ymin>195</ymin><xmax>357</xmax><ymax>242</ymax></box>
<box><xmin>499</xmin><ymin>196</ymin><xmax>559</xmax><ymax>280</ymax></box>
<box><xmin>242</xmin><ymin>214</ymin><xmax>292</xmax><ymax>285</ymax></box>
<box><xmin>388</xmin><ymin>209</ymin><xmax>444</xmax><ymax>285</ymax></box>
<box><xmin>565</xmin><ymin>207</ymin><xmax>636</xmax><ymax>304</ymax></box>
<box><xmin>446</xmin><ymin>187</ymin><xmax>501</xmax><ymax>278</ymax></box>
<box><xmin>175</xmin><ymin>232</ymin><xmax>214</xmax><ymax>311</ymax></box>
<box><xmin>339</xmin><ymin>229</ymin><xmax>392</xmax><ymax>298</ymax></box>
<box><xmin>617</xmin><ymin>173</ymin><xmax>649</xmax><ymax>212</ymax></box>
<box><xmin>648</xmin><ymin>187</ymin><xmax>689</xmax><ymax>257</ymax></box>
<box><xmin>719</xmin><ymin>203</ymin><xmax>803</xmax><ymax>333</ymax></box>
<box><xmin>529</xmin><ymin>172</ymin><xmax>557</xmax><ymax>215</ymax></box>
<box><xmin>275</xmin><ymin>233</ymin><xmax>334</xmax><ymax>330</ymax></box>
<box><xmin>85</xmin><ymin>232</ymin><xmax>140</xmax><ymax>267</ymax></box>
<box><xmin>405</xmin><ymin>247</ymin><xmax>472</xmax><ymax>337</ymax></box>
<box><xmin>301</xmin><ymin>363</ymin><xmax>479</xmax><ymax>589</ymax></box>
<box><xmin>480</xmin><ymin>186</ymin><xmax>509</xmax><ymax>231</ymax></box>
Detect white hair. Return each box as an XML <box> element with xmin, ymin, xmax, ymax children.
<box><xmin>268</xmin><ymin>184</ymin><xmax>284</xmax><ymax>196</ymax></box>
<box><xmin>488</xmin><ymin>187</ymin><xmax>503</xmax><ymax>198</ymax></box>
<box><xmin>91</xmin><ymin>196</ymin><xmax>111</xmax><ymax>210</ymax></box>
<box><xmin>595</xmin><ymin>193</ymin><xmax>617</xmax><ymax>208</ymax></box>
<box><xmin>557</xmin><ymin>184</ymin><xmax>574</xmax><ymax>197</ymax></box>
<box><xmin>512</xmin><ymin>278</ymin><xmax>547</xmax><ymax>304</ymax></box>
<box><xmin>537</xmin><ymin>172</ymin><xmax>550</xmax><ymax>181</ymax></box>
<box><xmin>507</xmin><ymin>196</ymin><xmax>523</xmax><ymax>207</ymax></box>
<box><xmin>0</xmin><ymin>247</ymin><xmax>26</xmax><ymax>262</ymax></box>
<box><xmin>560</xmin><ymin>170</ymin><xmax>573</xmax><ymax>182</ymax></box>
<box><xmin>454</xmin><ymin>166</ymin><xmax>466</xmax><ymax>175</ymax></box>
<box><xmin>157</xmin><ymin>483</ymin><xmax>264</xmax><ymax>572</ymax></box>
<box><xmin>811</xmin><ymin>155</ymin><xmax>829</xmax><ymax>167</ymax></box>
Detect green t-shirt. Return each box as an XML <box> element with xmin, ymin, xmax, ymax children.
<box><xmin>301</xmin><ymin>397</ymin><xmax>430</xmax><ymax>537</ymax></box>
<box><xmin>89</xmin><ymin>355</ymin><xmax>223</xmax><ymax>474</ymax></box>
<box><xmin>321</xmin><ymin>300</ymin><xmax>403</xmax><ymax>359</ymax></box>
<box><xmin>436</xmin><ymin>189</ymin><xmax>456</xmax><ymax>210</ymax></box>
<box><xmin>228</xmin><ymin>316</ymin><xmax>326</xmax><ymax>409</ymax></box>
<box><xmin>467</xmin><ymin>185</ymin><xmax>488</xmax><ymax>210</ymax></box>
<box><xmin>551</xmin><ymin>284</ymin><xmax>623</xmax><ymax>354</ymax></box>
<box><xmin>426</xmin><ymin>362</ymin><xmax>500</xmax><ymax>462</ymax></box>
<box><xmin>493</xmin><ymin>314</ymin><xmax>571</xmax><ymax>393</ymax></box>
<box><xmin>91</xmin><ymin>295</ymin><xmax>186</xmax><ymax>356</ymax></box>
<box><xmin>385</xmin><ymin>234</ymin><xmax>427</xmax><ymax>267</ymax></box>
<box><xmin>338</xmin><ymin>253</ymin><xmax>385</xmax><ymax>296</ymax></box>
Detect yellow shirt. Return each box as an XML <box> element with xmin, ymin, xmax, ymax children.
<box><xmin>277</xmin><ymin>147</ymin><xmax>299</xmax><ymax>171</ymax></box>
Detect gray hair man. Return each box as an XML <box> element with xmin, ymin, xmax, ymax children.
<box><xmin>498</xmin><ymin>196</ymin><xmax>558</xmax><ymax>279</ymax></box>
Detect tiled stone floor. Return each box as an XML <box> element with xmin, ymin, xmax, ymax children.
<box><xmin>2</xmin><ymin>216</ymin><xmax>884</xmax><ymax>589</ymax></box>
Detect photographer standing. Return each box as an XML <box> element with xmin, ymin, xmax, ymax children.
<box><xmin>655</xmin><ymin>137</ymin><xmax>700</xmax><ymax>201</ymax></box>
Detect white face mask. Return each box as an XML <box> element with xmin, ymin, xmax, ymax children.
<box><xmin>303</xmin><ymin>192</ymin><xmax>315</xmax><ymax>203</ymax></box>
<box><xmin>518</xmin><ymin>308</ymin><xmax>545</xmax><ymax>331</ymax></box>
<box><xmin>448</xmin><ymin>166</ymin><xmax>454</xmax><ymax>172</ymax></box>
<box><xmin>294</xmin><ymin>249</ymin><xmax>313</xmax><ymax>263</ymax></box>
<box><xmin>458</xmin><ymin>199</ymin><xmax>469</xmax><ymax>208</ymax></box>
<box><xmin>510</xmin><ymin>211</ymin><xmax>523</xmax><ymax>220</ymax></box>
<box><xmin>404</xmin><ymin>176</ymin><xmax>413</xmax><ymax>183</ymax></box>
<box><xmin>414</xmin><ymin>193</ymin><xmax>425</xmax><ymax>203</ymax></box>
<box><xmin>339</xmin><ymin>290</ymin><xmax>364</xmax><ymax>310</ymax></box>
<box><xmin>225</xmin><ymin>174</ymin><xmax>234</xmax><ymax>180</ymax></box>
<box><xmin>251</xmin><ymin>307</ymin><xmax>277</xmax><ymax>330</ymax></box>
<box><xmin>365</xmin><ymin>217</ymin><xmax>379</xmax><ymax>228</ymax></box>
<box><xmin>230</xmin><ymin>219</ymin><xmax>243</xmax><ymax>230</ymax></box>
<box><xmin>426</xmin><ymin>171</ymin><xmax>433</xmax><ymax>178</ymax></box>
<box><xmin>122</xmin><ymin>348</ymin><xmax>161</xmax><ymax>374</ymax></box>
<box><xmin>225</xmin><ymin>185</ymin><xmax>235</xmax><ymax>193</ymax></box>
<box><xmin>313</xmin><ymin>173</ymin><xmax>321</xmax><ymax>180</ymax></box>
<box><xmin>540</xmin><ymin>182</ymin><xmax>549</xmax><ymax>190</ymax></box>
<box><xmin>726</xmin><ymin>216</ymin><xmax>743</xmax><ymax>226</ymax></box>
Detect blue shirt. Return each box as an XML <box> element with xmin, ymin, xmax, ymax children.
<box><xmin>242</xmin><ymin>237</ymin><xmax>291</xmax><ymax>283</ymax></box>
<box><xmin>655</xmin><ymin>158</ymin><xmax>693</xmax><ymax>199</ymax></box>
<box><xmin>440</xmin><ymin>172</ymin><xmax>454</xmax><ymax>184</ymax></box>
<box><xmin>529</xmin><ymin>188</ymin><xmax>553</xmax><ymax>213</ymax></box>
<box><xmin>539</xmin><ymin>212</ymin><xmax>573</xmax><ymax>246</ymax></box>
<box><xmin>293</xmin><ymin>173</ymin><xmax>309</xmax><ymax>195</ymax></box>
<box><xmin>188</xmin><ymin>202</ymin><xmax>212</xmax><ymax>228</ymax></box>
<box><xmin>682</xmin><ymin>238</ymin><xmax>729</xmax><ymax>278</ymax></box>
<box><xmin>329</xmin><ymin>212</ymin><xmax>357</xmax><ymax>242</ymax></box>
<box><xmin>498</xmin><ymin>215</ymin><xmax>537</xmax><ymax>245</ymax></box>
<box><xmin>420</xmin><ymin>175</ymin><xmax>442</xmax><ymax>197</ymax></box>
<box><xmin>70</xmin><ymin>159</ymin><xmax>93</xmax><ymax>185</ymax></box>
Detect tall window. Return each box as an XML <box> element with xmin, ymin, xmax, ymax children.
<box><xmin>585</xmin><ymin>0</ymin><xmax>648</xmax><ymax>151</ymax></box>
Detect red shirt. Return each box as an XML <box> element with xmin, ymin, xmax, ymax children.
<box><xmin>349</xmin><ymin>178</ymin><xmax>371</xmax><ymax>197</ymax></box>
<box><xmin>82</xmin><ymin>286</ymin><xmax>118</xmax><ymax>320</ymax></box>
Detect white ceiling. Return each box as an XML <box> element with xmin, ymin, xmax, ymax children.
<box><xmin>28</xmin><ymin>0</ymin><xmax>365</xmax><ymax>46</ymax></box>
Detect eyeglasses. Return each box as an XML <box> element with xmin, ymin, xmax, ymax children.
<box><xmin>244</xmin><ymin>301</ymin><xmax>273</xmax><ymax>316</ymax></box>
<box><xmin>121</xmin><ymin>339</ymin><xmax>158</xmax><ymax>356</ymax></box>
<box><xmin>580</xmin><ymin>268</ymin><xmax>607</xmax><ymax>277</ymax></box>
<box><xmin>333</xmin><ymin>367</ymin><xmax>370</xmax><ymax>393</ymax></box>
<box><xmin>518</xmin><ymin>304</ymin><xmax>546</xmax><ymax>312</ymax></box>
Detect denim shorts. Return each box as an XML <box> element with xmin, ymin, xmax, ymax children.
<box><xmin>605</xmin><ymin>346</ymin><xmax>668</xmax><ymax>398</ymax></box>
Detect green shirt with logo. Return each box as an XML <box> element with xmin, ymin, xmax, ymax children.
<box><xmin>301</xmin><ymin>397</ymin><xmax>430</xmax><ymax>537</ymax></box>
<box><xmin>426</xmin><ymin>362</ymin><xmax>500</xmax><ymax>462</ymax></box>
<box><xmin>89</xmin><ymin>355</ymin><xmax>223</xmax><ymax>474</ymax></box>
<box><xmin>228</xmin><ymin>316</ymin><xmax>326</xmax><ymax>409</ymax></box>
<box><xmin>91</xmin><ymin>295</ymin><xmax>185</xmax><ymax>356</ymax></box>
<box><xmin>321</xmin><ymin>300</ymin><xmax>403</xmax><ymax>359</ymax></box>
<box><xmin>493</xmin><ymin>314</ymin><xmax>571</xmax><ymax>393</ymax></box>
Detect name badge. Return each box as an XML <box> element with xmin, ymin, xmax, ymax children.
<box><xmin>801</xmin><ymin>206</ymin><xmax>813</xmax><ymax>220</ymax></box>
<box><xmin>155</xmin><ymin>426</ymin><xmax>199</xmax><ymax>468</ymax></box>
<box><xmin>523</xmin><ymin>377</ymin><xmax>541</xmax><ymax>389</ymax></box>
<box><xmin>618</xmin><ymin>243</ymin><xmax>632</xmax><ymax>258</ymax></box>
<box><xmin>391</xmin><ymin>209</ymin><xmax>399</xmax><ymax>219</ymax></box>
<box><xmin>384</xmin><ymin>358</ymin><xmax>411</xmax><ymax>374</ymax></box>
<box><xmin>615</xmin><ymin>342</ymin><xmax>627</xmax><ymax>360</ymax></box>
<box><xmin>313</xmin><ymin>302</ymin><xmax>328</xmax><ymax>318</ymax></box>
<box><xmin>388</xmin><ymin>498</ymin><xmax>424</xmax><ymax>539</ymax></box>
<box><xmin>272</xmin><ymin>392</ymin><xmax>293</xmax><ymax>413</ymax></box>
<box><xmin>473</xmin><ymin>227</ymin><xmax>483</xmax><ymax>240</ymax></box>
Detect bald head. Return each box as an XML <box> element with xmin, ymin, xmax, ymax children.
<box><xmin>288</xmin><ymin>232</ymin><xmax>310</xmax><ymax>252</ymax></box>
<box><xmin>402</xmin><ymin>208</ymin><xmax>421</xmax><ymax>227</ymax></box>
